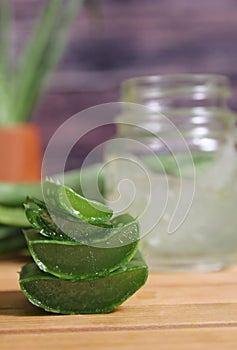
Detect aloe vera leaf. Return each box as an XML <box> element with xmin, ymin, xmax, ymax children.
<box><xmin>11</xmin><ymin>1</ymin><xmax>60</xmax><ymax>123</ymax></box>
<box><xmin>0</xmin><ymin>163</ymin><xmax>103</xmax><ymax>207</ymax></box>
<box><xmin>23</xmin><ymin>220</ymin><xmax>139</xmax><ymax>279</ymax></box>
<box><xmin>0</xmin><ymin>205</ymin><xmax>29</xmax><ymax>227</ymax></box>
<box><xmin>0</xmin><ymin>227</ymin><xmax>26</xmax><ymax>254</ymax></box>
<box><xmin>0</xmin><ymin>0</ymin><xmax>12</xmax><ymax>124</ymax></box>
<box><xmin>142</xmin><ymin>153</ymin><xmax>213</xmax><ymax>177</ymax></box>
<box><xmin>24</xmin><ymin>197</ymin><xmax>111</xmax><ymax>242</ymax></box>
<box><xmin>19</xmin><ymin>252</ymin><xmax>148</xmax><ymax>314</ymax></box>
<box><xmin>14</xmin><ymin>0</ymin><xmax>83</xmax><ymax>124</ymax></box>
<box><xmin>43</xmin><ymin>181</ymin><xmax>113</xmax><ymax>226</ymax></box>
<box><xmin>0</xmin><ymin>225</ymin><xmax>19</xmax><ymax>239</ymax></box>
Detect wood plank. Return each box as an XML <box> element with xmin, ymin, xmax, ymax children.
<box><xmin>0</xmin><ymin>256</ymin><xmax>31</xmax><ymax>291</ymax></box>
<box><xmin>2</xmin><ymin>328</ymin><xmax>237</xmax><ymax>350</ymax></box>
<box><xmin>2</xmin><ymin>257</ymin><xmax>237</xmax><ymax>350</ymax></box>
<box><xmin>1</xmin><ymin>301</ymin><xmax>237</xmax><ymax>333</ymax></box>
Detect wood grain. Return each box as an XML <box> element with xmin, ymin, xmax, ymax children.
<box><xmin>1</xmin><ymin>256</ymin><xmax>237</xmax><ymax>349</ymax></box>
<box><xmin>2</xmin><ymin>329</ymin><xmax>237</xmax><ymax>350</ymax></box>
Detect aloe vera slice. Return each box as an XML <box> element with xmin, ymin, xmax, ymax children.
<box><xmin>23</xmin><ymin>217</ymin><xmax>139</xmax><ymax>279</ymax></box>
<box><xmin>43</xmin><ymin>181</ymin><xmax>113</xmax><ymax>226</ymax></box>
<box><xmin>24</xmin><ymin>197</ymin><xmax>111</xmax><ymax>243</ymax></box>
<box><xmin>19</xmin><ymin>252</ymin><xmax>148</xmax><ymax>314</ymax></box>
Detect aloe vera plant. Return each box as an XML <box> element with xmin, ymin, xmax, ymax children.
<box><xmin>0</xmin><ymin>0</ymin><xmax>83</xmax><ymax>125</ymax></box>
<box><xmin>0</xmin><ymin>0</ymin><xmax>94</xmax><ymax>254</ymax></box>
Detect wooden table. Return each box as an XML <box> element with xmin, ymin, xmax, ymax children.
<box><xmin>1</xmin><ymin>254</ymin><xmax>237</xmax><ymax>349</ymax></box>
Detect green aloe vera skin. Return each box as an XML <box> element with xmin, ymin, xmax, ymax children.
<box><xmin>42</xmin><ymin>181</ymin><xmax>113</xmax><ymax>226</ymax></box>
<box><xmin>23</xmin><ymin>214</ymin><xmax>139</xmax><ymax>279</ymax></box>
<box><xmin>19</xmin><ymin>252</ymin><xmax>148</xmax><ymax>314</ymax></box>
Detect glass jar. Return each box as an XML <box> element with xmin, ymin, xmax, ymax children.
<box><xmin>104</xmin><ymin>74</ymin><xmax>237</xmax><ymax>271</ymax></box>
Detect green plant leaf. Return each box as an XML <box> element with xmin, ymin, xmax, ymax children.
<box><xmin>0</xmin><ymin>226</ymin><xmax>26</xmax><ymax>254</ymax></box>
<box><xmin>0</xmin><ymin>0</ymin><xmax>12</xmax><ymax>124</ymax></box>
<box><xmin>13</xmin><ymin>0</ymin><xmax>83</xmax><ymax>124</ymax></box>
<box><xmin>0</xmin><ymin>205</ymin><xmax>30</xmax><ymax>227</ymax></box>
<box><xmin>0</xmin><ymin>163</ymin><xmax>104</xmax><ymax>207</ymax></box>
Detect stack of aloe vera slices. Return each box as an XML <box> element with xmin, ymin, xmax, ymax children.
<box><xmin>19</xmin><ymin>182</ymin><xmax>148</xmax><ymax>314</ymax></box>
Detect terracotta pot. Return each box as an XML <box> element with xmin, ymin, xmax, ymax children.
<box><xmin>0</xmin><ymin>124</ymin><xmax>42</xmax><ymax>183</ymax></box>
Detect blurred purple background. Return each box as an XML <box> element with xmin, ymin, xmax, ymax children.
<box><xmin>14</xmin><ymin>0</ymin><xmax>237</xmax><ymax>167</ymax></box>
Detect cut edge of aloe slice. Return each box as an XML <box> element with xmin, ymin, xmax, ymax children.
<box><xmin>42</xmin><ymin>181</ymin><xmax>113</xmax><ymax>226</ymax></box>
<box><xmin>24</xmin><ymin>198</ymin><xmax>76</xmax><ymax>241</ymax></box>
<box><xmin>19</xmin><ymin>252</ymin><xmax>148</xmax><ymax>314</ymax></box>
<box><xmin>24</xmin><ymin>195</ymin><xmax>139</xmax><ymax>246</ymax></box>
<box><xmin>24</xmin><ymin>197</ymin><xmax>114</xmax><ymax>243</ymax></box>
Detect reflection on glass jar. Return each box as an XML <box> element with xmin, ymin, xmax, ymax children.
<box><xmin>104</xmin><ymin>74</ymin><xmax>237</xmax><ymax>271</ymax></box>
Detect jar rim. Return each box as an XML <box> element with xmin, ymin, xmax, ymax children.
<box><xmin>122</xmin><ymin>73</ymin><xmax>230</xmax><ymax>87</ymax></box>
<box><xmin>121</xmin><ymin>74</ymin><xmax>231</xmax><ymax>101</ymax></box>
